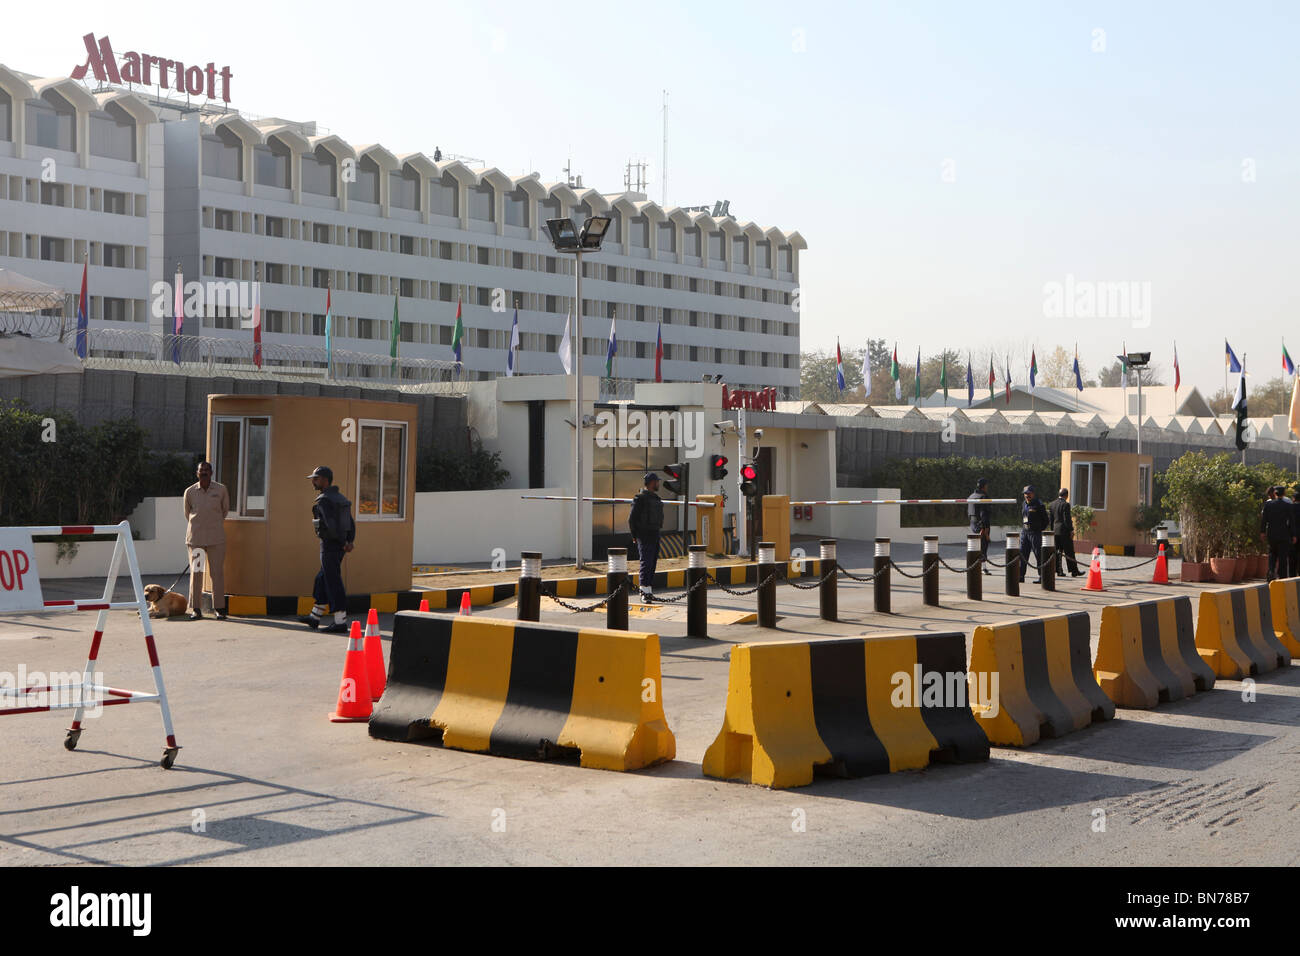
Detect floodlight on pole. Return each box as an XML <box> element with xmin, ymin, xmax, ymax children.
<box><xmin>547</xmin><ymin>216</ymin><xmax>611</xmax><ymax>569</ymax></box>
<box><xmin>1126</xmin><ymin>353</ymin><xmax>1151</xmax><ymax>476</ymax></box>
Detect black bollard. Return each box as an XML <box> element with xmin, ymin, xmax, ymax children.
<box><xmin>1041</xmin><ymin>531</ymin><xmax>1056</xmax><ymax>592</ymax></box>
<box><xmin>1005</xmin><ymin>534</ymin><xmax>1020</xmax><ymax>597</ymax></box>
<box><xmin>819</xmin><ymin>538</ymin><xmax>838</xmax><ymax>622</ymax></box>
<box><xmin>874</xmin><ymin>537</ymin><xmax>891</xmax><ymax>614</ymax></box>
<box><xmin>922</xmin><ymin>536</ymin><xmax>939</xmax><ymax>606</ymax></box>
<box><xmin>606</xmin><ymin>547</ymin><xmax>628</xmax><ymax>630</ymax></box>
<box><xmin>966</xmin><ymin>534</ymin><xmax>982</xmax><ymax>601</ymax></box>
<box><xmin>518</xmin><ymin>551</ymin><xmax>542</xmax><ymax>621</ymax></box>
<box><xmin>687</xmin><ymin>545</ymin><xmax>708</xmax><ymax>639</ymax></box>
<box><xmin>757</xmin><ymin>541</ymin><xmax>777</xmax><ymax>628</ymax></box>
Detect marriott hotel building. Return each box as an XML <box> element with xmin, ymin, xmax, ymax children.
<box><xmin>0</xmin><ymin>58</ymin><xmax>806</xmax><ymax>393</ymax></box>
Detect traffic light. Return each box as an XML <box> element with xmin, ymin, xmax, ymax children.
<box><xmin>662</xmin><ymin>462</ymin><xmax>687</xmax><ymax>496</ymax></box>
<box><xmin>740</xmin><ymin>463</ymin><xmax>759</xmax><ymax>500</ymax></box>
<box><xmin>709</xmin><ymin>454</ymin><xmax>728</xmax><ymax>480</ymax></box>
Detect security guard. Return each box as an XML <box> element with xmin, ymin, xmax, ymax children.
<box><xmin>1019</xmin><ymin>484</ymin><xmax>1048</xmax><ymax>584</ymax></box>
<box><xmin>628</xmin><ymin>472</ymin><xmax>665</xmax><ymax>602</ymax></box>
<box><xmin>1260</xmin><ymin>486</ymin><xmax>1294</xmax><ymax>581</ymax></box>
<box><xmin>1049</xmin><ymin>488</ymin><xmax>1083</xmax><ymax>577</ymax></box>
<box><xmin>300</xmin><ymin>465</ymin><xmax>356</xmax><ymax>632</ymax></box>
<box><xmin>967</xmin><ymin>478</ymin><xmax>992</xmax><ymax>574</ymax></box>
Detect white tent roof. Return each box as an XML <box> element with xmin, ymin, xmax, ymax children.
<box><xmin>0</xmin><ymin>334</ymin><xmax>83</xmax><ymax>377</ymax></box>
<box><xmin>0</xmin><ymin>268</ymin><xmax>66</xmax><ymax>312</ymax></box>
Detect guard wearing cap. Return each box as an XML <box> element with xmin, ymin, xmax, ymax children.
<box><xmin>968</xmin><ymin>477</ymin><xmax>992</xmax><ymax>574</ymax></box>
<box><xmin>1049</xmin><ymin>488</ymin><xmax>1083</xmax><ymax>577</ymax></box>
<box><xmin>628</xmin><ymin>472</ymin><xmax>664</xmax><ymax>602</ymax></box>
<box><xmin>300</xmin><ymin>465</ymin><xmax>355</xmax><ymax>632</ymax></box>
<box><xmin>1019</xmin><ymin>484</ymin><xmax>1048</xmax><ymax>584</ymax></box>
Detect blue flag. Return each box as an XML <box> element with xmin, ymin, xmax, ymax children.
<box><xmin>835</xmin><ymin>340</ymin><xmax>845</xmax><ymax>391</ymax></box>
<box><xmin>966</xmin><ymin>353</ymin><xmax>974</xmax><ymax>407</ymax></box>
<box><xmin>1073</xmin><ymin>346</ymin><xmax>1083</xmax><ymax>391</ymax></box>
<box><xmin>1226</xmin><ymin>339</ymin><xmax>1241</xmax><ymax>373</ymax></box>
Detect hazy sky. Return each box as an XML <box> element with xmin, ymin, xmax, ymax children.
<box><xmin>8</xmin><ymin>1</ymin><xmax>1298</xmax><ymax>396</ymax></box>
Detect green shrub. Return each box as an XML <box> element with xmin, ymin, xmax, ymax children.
<box><xmin>1161</xmin><ymin>451</ymin><xmax>1280</xmax><ymax>561</ymax></box>
<box><xmin>1071</xmin><ymin>505</ymin><xmax>1096</xmax><ymax>539</ymax></box>
<box><xmin>865</xmin><ymin>455</ymin><xmax>1061</xmax><ymax>527</ymax></box>
<box><xmin>415</xmin><ymin>437</ymin><xmax>509</xmax><ymax>492</ymax></box>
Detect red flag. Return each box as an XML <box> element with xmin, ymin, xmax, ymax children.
<box><xmin>1174</xmin><ymin>341</ymin><xmax>1180</xmax><ymax>392</ymax></box>
<box><xmin>654</xmin><ymin>321</ymin><xmax>663</xmax><ymax>383</ymax></box>
<box><xmin>252</xmin><ymin>280</ymin><xmax>262</xmax><ymax>369</ymax></box>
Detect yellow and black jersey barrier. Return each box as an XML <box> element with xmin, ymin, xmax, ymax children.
<box><xmin>701</xmin><ymin>633</ymin><xmax>989</xmax><ymax>789</ymax></box>
<box><xmin>1267</xmin><ymin>577</ymin><xmax>1300</xmax><ymax>657</ymax></box>
<box><xmin>1196</xmin><ymin>583</ymin><xmax>1292</xmax><ymax>679</ymax></box>
<box><xmin>1094</xmin><ymin>595</ymin><xmax>1215</xmax><ymax>708</ymax></box>
<box><xmin>968</xmin><ymin>612</ymin><xmax>1114</xmax><ymax>746</ymax></box>
<box><xmin>368</xmin><ymin>612</ymin><xmax>675</xmax><ymax>771</ymax></box>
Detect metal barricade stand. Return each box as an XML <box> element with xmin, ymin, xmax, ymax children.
<box><xmin>0</xmin><ymin>521</ymin><xmax>180</xmax><ymax>768</ymax></box>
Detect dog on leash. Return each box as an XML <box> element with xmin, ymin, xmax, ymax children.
<box><xmin>143</xmin><ymin>584</ymin><xmax>188</xmax><ymax>619</ymax></box>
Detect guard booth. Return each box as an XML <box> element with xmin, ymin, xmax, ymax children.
<box><xmin>206</xmin><ymin>395</ymin><xmax>417</xmax><ymax>601</ymax></box>
<box><xmin>1060</xmin><ymin>449</ymin><xmax>1154</xmax><ymax>550</ymax></box>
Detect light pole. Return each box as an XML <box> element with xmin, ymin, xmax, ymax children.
<box><xmin>546</xmin><ymin>216</ymin><xmax>612</xmax><ymax>569</ymax></box>
<box><xmin>1127</xmin><ymin>351</ymin><xmax>1151</xmax><ymax>502</ymax></box>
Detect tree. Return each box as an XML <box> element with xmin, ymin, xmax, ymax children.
<box><xmin>1097</xmin><ymin>360</ymin><xmax>1165</xmax><ymax>388</ymax></box>
<box><xmin>1210</xmin><ymin>375</ymin><xmax>1292</xmax><ymax>418</ymax></box>
<box><xmin>800</xmin><ymin>347</ymin><xmax>867</xmax><ymax>403</ymax></box>
<box><xmin>1040</xmin><ymin>345</ymin><xmax>1085</xmax><ymax>390</ymax></box>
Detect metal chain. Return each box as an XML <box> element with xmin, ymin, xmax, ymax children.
<box><xmin>540</xmin><ymin>577</ymin><xmax>628</xmax><ymax>613</ymax></box>
<box><xmin>1101</xmin><ymin>554</ymin><xmax>1161</xmax><ymax>571</ymax></box>
<box><xmin>837</xmin><ymin>565</ymin><xmax>884</xmax><ymax>583</ymax></box>
<box><xmin>649</xmin><ymin>573</ymin><xmax>712</xmax><ymax>603</ymax></box>
<box><xmin>706</xmin><ymin>571</ymin><xmax>779</xmax><ymax>596</ymax></box>
<box><xmin>786</xmin><ymin>566</ymin><xmax>840</xmax><ymax>589</ymax></box>
<box><xmin>937</xmin><ymin>555</ymin><xmax>983</xmax><ymax>573</ymax></box>
<box><xmin>888</xmin><ymin>558</ymin><xmax>926</xmax><ymax>579</ymax></box>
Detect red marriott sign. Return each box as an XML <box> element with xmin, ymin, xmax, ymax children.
<box><xmin>722</xmin><ymin>385</ymin><xmax>777</xmax><ymax>411</ymax></box>
<box><xmin>72</xmin><ymin>33</ymin><xmax>233</xmax><ymax>103</ymax></box>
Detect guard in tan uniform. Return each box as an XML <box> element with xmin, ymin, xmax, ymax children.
<box><xmin>183</xmin><ymin>460</ymin><xmax>230</xmax><ymax>620</ymax></box>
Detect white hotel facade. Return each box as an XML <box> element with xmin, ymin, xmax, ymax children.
<box><xmin>0</xmin><ymin>60</ymin><xmax>806</xmax><ymax>393</ymax></box>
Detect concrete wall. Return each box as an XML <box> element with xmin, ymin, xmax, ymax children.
<box><xmin>411</xmin><ymin>488</ymin><xmax>569</xmax><ymax>563</ymax></box>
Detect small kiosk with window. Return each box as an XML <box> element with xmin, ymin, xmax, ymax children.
<box><xmin>206</xmin><ymin>395</ymin><xmax>416</xmax><ymax>601</ymax></box>
<box><xmin>1060</xmin><ymin>450</ymin><xmax>1154</xmax><ymax>550</ymax></box>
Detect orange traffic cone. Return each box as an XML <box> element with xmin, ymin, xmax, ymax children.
<box><xmin>1082</xmin><ymin>547</ymin><xmax>1105</xmax><ymax>591</ymax></box>
<box><xmin>363</xmin><ymin>608</ymin><xmax>386</xmax><ymax>701</ymax></box>
<box><xmin>329</xmin><ymin>621</ymin><xmax>372</xmax><ymax>722</ymax></box>
<box><xmin>418</xmin><ymin>598</ymin><xmax>430</xmax><ymax>613</ymax></box>
<box><xmin>459</xmin><ymin>592</ymin><xmax>472</xmax><ymax>615</ymax></box>
<box><xmin>1152</xmin><ymin>543</ymin><xmax>1169</xmax><ymax>584</ymax></box>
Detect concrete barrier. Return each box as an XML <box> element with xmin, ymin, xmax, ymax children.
<box><xmin>1267</xmin><ymin>577</ymin><xmax>1300</xmax><ymax>657</ymax></box>
<box><xmin>1195</xmin><ymin>584</ymin><xmax>1292</xmax><ymax>679</ymax></box>
<box><xmin>1095</xmin><ymin>595</ymin><xmax>1215</xmax><ymax>707</ymax></box>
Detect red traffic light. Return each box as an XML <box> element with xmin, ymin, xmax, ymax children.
<box><xmin>663</xmin><ymin>463</ymin><xmax>683</xmax><ymax>480</ymax></box>
<box><xmin>741</xmin><ymin>464</ymin><xmax>757</xmax><ymax>480</ymax></box>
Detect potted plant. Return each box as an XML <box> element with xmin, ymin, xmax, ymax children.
<box><xmin>1161</xmin><ymin>452</ymin><xmax>1220</xmax><ymax>582</ymax></box>
<box><xmin>1071</xmin><ymin>505</ymin><xmax>1097</xmax><ymax>555</ymax></box>
<box><xmin>1133</xmin><ymin>503</ymin><xmax>1165</xmax><ymax>557</ymax></box>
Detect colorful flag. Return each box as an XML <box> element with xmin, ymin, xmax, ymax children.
<box><xmin>1289</xmin><ymin>374</ymin><xmax>1300</xmax><ymax>439</ymax></box>
<box><xmin>605</xmin><ymin>315</ymin><xmax>617</xmax><ymax>377</ymax></box>
<box><xmin>1173</xmin><ymin>341</ymin><xmax>1180</xmax><ymax>393</ymax></box>
<box><xmin>1029</xmin><ymin>348</ymin><xmax>1038</xmax><ymax>393</ymax></box>
<box><xmin>1225</xmin><ymin>339</ymin><xmax>1241</xmax><ymax>373</ymax></box>
<box><xmin>389</xmin><ymin>295</ymin><xmax>399</xmax><ymax>375</ymax></box>
<box><xmin>1284</xmin><ymin>341</ymin><xmax>1295</xmax><ymax>377</ymax></box>
<box><xmin>940</xmin><ymin>350</ymin><xmax>948</xmax><ymax>402</ymax></box>
<box><xmin>1073</xmin><ymin>344</ymin><xmax>1083</xmax><ymax>391</ymax></box>
<box><xmin>324</xmin><ymin>286</ymin><xmax>333</xmax><ymax>376</ymax></box>
<box><xmin>559</xmin><ymin>309</ymin><xmax>572</xmax><ymax>374</ymax></box>
<box><xmin>1233</xmin><ymin>355</ymin><xmax>1248</xmax><ymax>451</ymax></box>
<box><xmin>74</xmin><ymin>259</ymin><xmax>88</xmax><ymax>359</ymax></box>
<box><xmin>252</xmin><ymin>280</ymin><xmax>262</xmax><ymax>370</ymax></box>
<box><xmin>1232</xmin><ymin>357</ymin><xmax>1247</xmax><ymax>410</ymax></box>
<box><xmin>988</xmin><ymin>357</ymin><xmax>995</xmax><ymax>400</ymax></box>
<box><xmin>965</xmin><ymin>352</ymin><xmax>974</xmax><ymax>407</ymax></box>
<box><xmin>914</xmin><ymin>348</ymin><xmax>921</xmax><ymax>403</ymax></box>
<box><xmin>891</xmin><ymin>344</ymin><xmax>901</xmax><ymax>399</ymax></box>
<box><xmin>451</xmin><ymin>298</ymin><xmax>463</xmax><ymax>366</ymax></box>
<box><xmin>506</xmin><ymin>305</ymin><xmax>520</xmax><ymax>377</ymax></box>
<box><xmin>172</xmin><ymin>266</ymin><xmax>183</xmax><ymax>365</ymax></box>
<box><xmin>835</xmin><ymin>339</ymin><xmax>846</xmax><ymax>392</ymax></box>
<box><xmin>861</xmin><ymin>342</ymin><xmax>870</xmax><ymax>399</ymax></box>
<box><xmin>654</xmin><ymin>320</ymin><xmax>663</xmax><ymax>383</ymax></box>
<box><xmin>1004</xmin><ymin>357</ymin><xmax>1012</xmax><ymax>405</ymax></box>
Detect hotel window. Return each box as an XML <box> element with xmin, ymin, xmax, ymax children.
<box><xmin>707</xmin><ymin>231</ymin><xmax>724</xmax><ymax>260</ymax></box>
<box><xmin>26</xmin><ymin>91</ymin><xmax>76</xmax><ymax>152</ymax></box>
<box><xmin>635</xmin><ymin>270</ymin><xmax>645</xmax><ymax>286</ymax></box>
<box><xmin>399</xmin><ymin>277</ymin><xmax>414</xmax><ymax>297</ymax></box>
<box><xmin>439</xmin><ymin>283</ymin><xmax>455</xmax><ymax>302</ymax></box>
<box><xmin>39</xmin><ymin>237</ymin><xmax>65</xmax><ymax>262</ymax></box>
<box><xmin>264</xmin><ymin>310</ymin><xmax>285</xmax><ymax>333</ymax></box>
<box><xmin>439</xmin><ymin>241</ymin><xmax>455</xmax><ymax>260</ymax></box>
<box><xmin>635</xmin><ymin>342</ymin><xmax>646</xmax><ymax>359</ymax></box>
<box><xmin>468</xmin><ymin>183</ymin><xmax>495</xmax><ymax>221</ymax></box>
<box><xmin>349</xmin><ymin>156</ymin><xmax>380</xmax><ymax>204</ymax></box>
<box><xmin>476</xmin><ymin>287</ymin><xmax>491</xmax><ymax>306</ymax></box>
<box><xmin>629</xmin><ymin>216</ymin><xmax>649</xmax><ymax>248</ymax></box>
<box><xmin>546</xmin><ymin>256</ymin><xmax>557</xmax><ymax>274</ymax></box>
<box><xmin>391</xmin><ymin>167</ymin><xmax>420</xmax><ymax>210</ymax></box>
<box><xmin>778</xmin><ymin>245</ymin><xmax>792</xmax><ymax>272</ymax></box>
<box><xmin>214</xmin><ymin>208</ymin><xmax>235</xmax><ymax>231</ymax></box>
<box><xmin>357</xmin><ymin>230</ymin><xmax>375</xmax><ymax>250</ymax></box>
<box><xmin>0</xmin><ymin>89</ymin><xmax>10</xmax><ymax>141</ymax></box>
<box><xmin>400</xmin><ymin>322</ymin><xmax>415</xmax><ymax>343</ymax></box>
<box><xmin>203</xmin><ymin>127</ymin><xmax>244</xmax><ymax>181</ymax></box>
<box><xmin>732</xmin><ymin>236</ymin><xmax>749</xmax><ymax>265</ymax></box>
<box><xmin>657</xmin><ymin>222</ymin><xmax>675</xmax><ymax>253</ymax></box>
<box><xmin>358</xmin><ymin>274</ymin><xmax>375</xmax><ymax>294</ymax></box>
<box><xmin>103</xmin><ymin>244</ymin><xmax>127</xmax><ymax>268</ymax></box>
<box><xmin>358</xmin><ymin>318</ymin><xmax>374</xmax><ymax>339</ymax></box>
<box><xmin>103</xmin><ymin>297</ymin><xmax>128</xmax><ymax>322</ymax></box>
<box><xmin>755</xmin><ymin>241</ymin><xmax>771</xmax><ymax>269</ymax></box>
<box><xmin>254</xmin><ymin>139</ymin><xmax>292</xmax><ymax>189</ymax></box>
<box><xmin>89</xmin><ymin>104</ymin><xmax>136</xmax><ymax>162</ymax></box>
<box><xmin>476</xmin><ymin>247</ymin><xmax>491</xmax><ymax>266</ymax></box>
<box><xmin>262</xmin><ymin>262</ymin><xmax>282</xmax><ymax>283</ymax></box>
<box><xmin>431</xmin><ymin>175</ymin><xmax>459</xmax><ymax>217</ymax></box>
<box><xmin>512</xmin><ymin>251</ymin><xmax>525</xmax><ymax>270</ymax></box>
<box><xmin>439</xmin><ymin>325</ymin><xmax>452</xmax><ymax>345</ymax></box>
<box><xmin>545</xmin><ymin>294</ymin><xmax>558</xmax><ymax>313</ymax></box>
<box><xmin>39</xmin><ymin>183</ymin><xmax>66</xmax><ymax>206</ymax></box>
<box><xmin>689</xmin><ymin>311</ymin><xmax>699</xmax><ymax>327</ymax></box>
<box><xmin>311</xmin><ymin>268</ymin><xmax>330</xmax><ymax>289</ymax></box>
<box><xmin>606</xmin><ymin>265</ymin><xmax>618</xmax><ymax>282</ymax></box>
<box><xmin>635</xmin><ymin>305</ymin><xmax>646</xmax><ymax>322</ymax></box>
<box><xmin>683</xmin><ymin>227</ymin><xmax>701</xmax><ymax>257</ymax></box>
<box><xmin>663</xmin><ymin>308</ymin><xmax>673</xmax><ymax>325</ymax></box>
<box><xmin>213</xmin><ymin>417</ymin><xmax>270</xmax><ymax>518</ymax></box>
<box><xmin>689</xmin><ymin>346</ymin><xmax>698</xmax><ymax>361</ymax></box>
<box><xmin>311</xmin><ymin>314</ymin><xmax>326</xmax><ymax>336</ymax></box>
<box><xmin>301</xmin><ymin>146</ymin><xmax>337</xmax><ymax>197</ymax></box>
<box><xmin>689</xmin><ymin>277</ymin><xmax>699</xmax><ymax>292</ymax></box>
<box><xmin>313</xmin><ymin>223</ymin><xmax>331</xmax><ymax>244</ymax></box>
<box><xmin>265</xmin><ymin>216</ymin><xmax>285</xmax><ymax>238</ymax></box>
<box><xmin>504</xmin><ymin>189</ymin><xmax>530</xmax><ymax>227</ymax></box>
<box><xmin>1072</xmin><ymin>461</ymin><xmax>1108</xmax><ymax>511</ymax></box>
<box><xmin>399</xmin><ymin>235</ymin><xmax>416</xmax><ymax>255</ymax></box>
